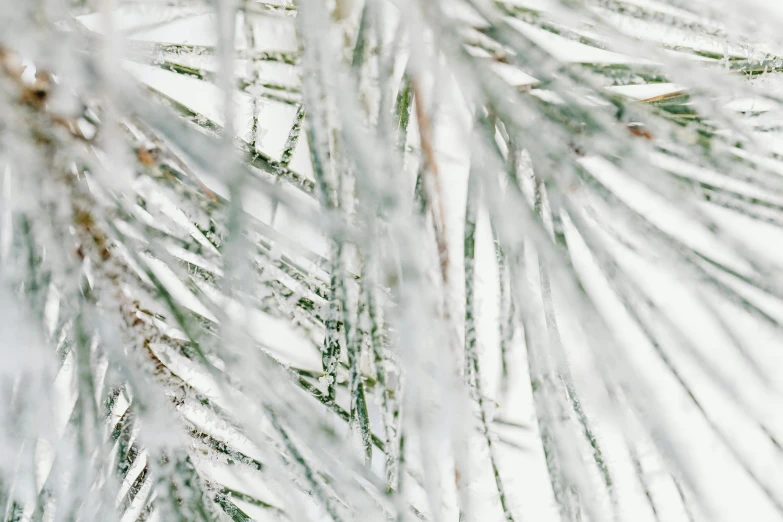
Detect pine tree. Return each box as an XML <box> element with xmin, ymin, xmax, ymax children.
<box><xmin>1</xmin><ymin>1</ymin><xmax>783</xmax><ymax>521</ymax></box>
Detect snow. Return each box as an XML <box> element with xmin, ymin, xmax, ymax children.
<box><xmin>5</xmin><ymin>1</ymin><xmax>783</xmax><ymax>521</ymax></box>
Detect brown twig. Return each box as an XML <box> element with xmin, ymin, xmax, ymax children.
<box><xmin>411</xmin><ymin>77</ymin><xmax>450</xmax><ymax>287</ymax></box>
